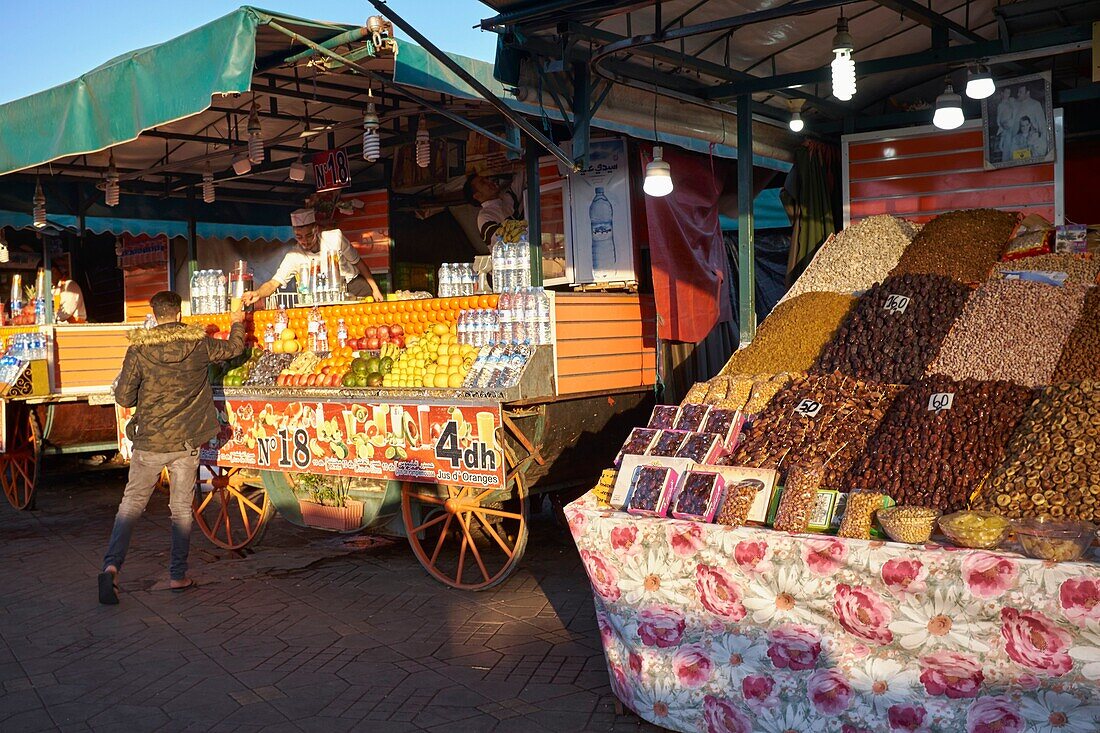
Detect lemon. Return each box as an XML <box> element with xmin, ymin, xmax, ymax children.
<box><xmin>433</xmin><ymin>373</ymin><xmax>449</xmax><ymax>388</ymax></box>
<box><xmin>448</xmin><ymin>373</ymin><xmax>464</xmax><ymax>388</ymax></box>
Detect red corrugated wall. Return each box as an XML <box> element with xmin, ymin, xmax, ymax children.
<box><xmin>844</xmin><ymin>123</ymin><xmax>1058</xmax><ymax>225</ymax></box>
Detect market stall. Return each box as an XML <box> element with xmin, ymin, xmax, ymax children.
<box><xmin>568</xmin><ymin>207</ymin><xmax>1100</xmax><ymax>730</ymax></box>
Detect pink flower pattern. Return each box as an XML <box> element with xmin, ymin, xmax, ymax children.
<box><xmin>1000</xmin><ymin>608</ymin><xmax>1073</xmax><ymax>676</ymax></box>
<box><xmin>966</xmin><ymin>696</ymin><xmax>1023</xmax><ymax>733</ymax></box>
<box><xmin>1059</xmin><ymin>577</ymin><xmax>1100</xmax><ymax>626</ymax></box>
<box><xmin>566</xmin><ymin>491</ymin><xmax>1100</xmax><ymax>733</ymax></box>
<box><xmin>833</xmin><ymin>584</ymin><xmax>893</xmax><ymax>644</ymax></box>
<box><xmin>696</xmin><ymin>565</ymin><xmax>747</xmax><ymax>621</ymax></box>
<box><xmin>962</xmin><ymin>552</ymin><xmax>1018</xmax><ymax>599</ymax></box>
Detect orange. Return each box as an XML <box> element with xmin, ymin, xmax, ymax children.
<box><xmin>478</xmin><ymin>295</ymin><xmax>491</xmax><ymax>308</ymax></box>
<box><xmin>488</xmin><ymin>294</ymin><xmax>499</xmax><ymax>308</ymax></box>
<box><xmin>430</xmin><ymin>299</ymin><xmax>441</xmax><ymax>311</ymax></box>
<box><xmin>272</xmin><ymin>340</ymin><xmax>285</xmax><ymax>354</ymax></box>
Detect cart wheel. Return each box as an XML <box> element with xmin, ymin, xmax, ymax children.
<box><xmin>0</xmin><ymin>404</ymin><xmax>40</xmax><ymax>511</ymax></box>
<box><xmin>402</xmin><ymin>481</ymin><xmax>529</xmax><ymax>591</ymax></box>
<box><xmin>193</xmin><ymin>466</ymin><xmax>274</xmax><ymax>550</ymax></box>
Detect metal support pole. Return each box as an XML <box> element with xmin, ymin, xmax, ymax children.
<box><xmin>525</xmin><ymin>136</ymin><xmax>543</xmax><ymax>286</ymax></box>
<box><xmin>736</xmin><ymin>95</ymin><xmax>756</xmax><ymax>346</ymax></box>
<box><xmin>187</xmin><ymin>217</ymin><xmax>198</xmax><ymax>284</ymax></box>
<box><xmin>571</xmin><ymin>62</ymin><xmax>592</xmax><ymax>167</ymax></box>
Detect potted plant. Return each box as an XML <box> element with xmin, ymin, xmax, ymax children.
<box><xmin>292</xmin><ymin>474</ymin><xmax>364</xmax><ymax>531</ymax></box>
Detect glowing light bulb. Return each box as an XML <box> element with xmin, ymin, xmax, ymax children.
<box><xmin>643</xmin><ymin>146</ymin><xmax>673</xmax><ymax>197</ymax></box>
<box><xmin>831</xmin><ymin>17</ymin><xmax>856</xmax><ymax>102</ymax></box>
<box><xmin>933</xmin><ymin>83</ymin><xmax>965</xmax><ymax>130</ymax></box>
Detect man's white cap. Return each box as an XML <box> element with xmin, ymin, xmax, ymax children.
<box><xmin>290</xmin><ymin>208</ymin><xmax>316</xmax><ymax>227</ymax></box>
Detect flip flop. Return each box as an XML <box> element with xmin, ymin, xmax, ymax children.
<box><xmin>98</xmin><ymin>571</ymin><xmax>119</xmax><ymax>605</ymax></box>
<box><xmin>170</xmin><ymin>579</ymin><xmax>196</xmax><ymax>593</ymax></box>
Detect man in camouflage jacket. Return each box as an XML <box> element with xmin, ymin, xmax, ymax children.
<box><xmin>99</xmin><ymin>291</ymin><xmax>245</xmax><ymax>604</ymax></box>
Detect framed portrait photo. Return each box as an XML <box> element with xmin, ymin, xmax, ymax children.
<box><xmin>981</xmin><ymin>72</ymin><xmax>1055</xmax><ymax>169</ymax></box>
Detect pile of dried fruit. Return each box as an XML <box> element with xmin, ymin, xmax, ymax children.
<box><xmin>891</xmin><ymin>209</ymin><xmax>1019</xmax><ymax>283</ymax></box>
<box><xmin>1053</xmin><ymin>288</ymin><xmax>1100</xmax><ymax>382</ymax></box>
<box><xmin>784</xmin><ymin>215</ymin><xmax>919</xmax><ymax>299</ymax></box>
<box><xmin>993</xmin><ymin>254</ymin><xmax>1100</xmax><ymax>287</ymax></box>
<box><xmin>684</xmin><ymin>373</ymin><xmax>792</xmax><ymax>414</ymax></box>
<box><xmin>725</xmin><ymin>373</ymin><xmax>901</xmax><ymax>484</ymax></box>
<box><xmin>814</xmin><ymin>273</ymin><xmax>971</xmax><ymax>384</ymax></box>
<box><xmin>976</xmin><ymin>381</ymin><xmax>1100</xmax><ymax>521</ymax></box>
<box><xmin>928</xmin><ymin>279</ymin><xmax>1086</xmax><ymax>387</ymax></box>
<box><xmin>721</xmin><ymin>292</ymin><xmax>854</xmax><ymax>376</ymax></box>
<box><xmin>844</xmin><ymin>376</ymin><xmax>1032</xmax><ymax>513</ymax></box>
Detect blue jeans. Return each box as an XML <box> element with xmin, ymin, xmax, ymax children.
<box><xmin>103</xmin><ymin>448</ymin><xmax>200</xmax><ymax>581</ymax></box>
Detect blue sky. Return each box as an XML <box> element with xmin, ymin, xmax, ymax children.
<box><xmin>0</xmin><ymin>1</ymin><xmax>499</xmax><ymax>103</ymax></box>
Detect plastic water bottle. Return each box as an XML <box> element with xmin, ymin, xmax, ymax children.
<box><xmin>189</xmin><ymin>271</ymin><xmax>200</xmax><ymax>314</ymax></box>
<box><xmin>337</xmin><ymin>318</ymin><xmax>348</xmax><ymax>348</ymax></box>
<box><xmin>307</xmin><ymin>306</ymin><xmax>321</xmax><ymax>352</ymax></box>
<box><xmin>497</xmin><ymin>290</ymin><xmax>512</xmax><ymax>344</ymax></box>
<box><xmin>516</xmin><ymin>237</ymin><xmax>531</xmax><ymax>289</ymax></box>
<box><xmin>264</xmin><ymin>324</ymin><xmax>276</xmax><ymax>351</ymax></box>
<box><xmin>144</xmin><ymin>313</ymin><xmax>156</xmax><ymax>330</ymax></box>
<box><xmin>437</xmin><ymin>264</ymin><xmax>450</xmax><ymax>298</ymax></box>
<box><xmin>457</xmin><ymin>310</ymin><xmax>469</xmax><ymax>345</ymax></box>
<box><xmin>316</xmin><ymin>321</ymin><xmax>329</xmax><ymax>353</ymax></box>
<box><xmin>590</xmin><ymin>187</ymin><xmax>616</xmax><ymax>274</ymax></box>
<box><xmin>511</xmin><ymin>289</ymin><xmax>527</xmax><ymax>344</ymax></box>
<box><xmin>217</xmin><ymin>271</ymin><xmax>228</xmax><ymax>313</ymax></box>
<box><xmin>536</xmin><ymin>289</ymin><xmax>552</xmax><ymax>345</ymax></box>
<box><xmin>275</xmin><ymin>304</ymin><xmax>288</xmax><ymax>336</ymax></box>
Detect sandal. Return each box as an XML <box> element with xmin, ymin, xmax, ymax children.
<box><xmin>98</xmin><ymin>570</ymin><xmax>119</xmax><ymax>605</ymax></box>
<box><xmin>170</xmin><ymin>578</ymin><xmax>197</xmax><ymax>593</ymax></box>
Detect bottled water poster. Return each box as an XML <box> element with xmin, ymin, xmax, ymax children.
<box><xmin>569</xmin><ymin>139</ymin><xmax>635</xmax><ymax>284</ymax></box>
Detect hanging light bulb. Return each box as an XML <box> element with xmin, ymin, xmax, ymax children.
<box><xmin>643</xmin><ymin>146</ymin><xmax>673</xmax><ymax>197</ymax></box>
<box><xmin>232</xmin><ymin>154</ymin><xmax>252</xmax><ymax>176</ymax></box>
<box><xmin>933</xmin><ymin>82</ymin><xmax>965</xmax><ymax>130</ymax></box>
<box><xmin>202</xmin><ymin>165</ymin><xmax>216</xmax><ymax>204</ymax></box>
<box><xmin>965</xmin><ymin>64</ymin><xmax>995</xmax><ymax>100</ymax></box>
<box><xmin>289</xmin><ymin>142</ymin><xmax>307</xmax><ymax>182</ymax></box>
<box><xmin>831</xmin><ymin>17</ymin><xmax>856</xmax><ymax>101</ymax></box>
<box><xmin>363</xmin><ymin>95</ymin><xmax>381</xmax><ymax>162</ymax></box>
<box><xmin>32</xmin><ymin>179</ymin><xmax>47</xmax><ymax>228</ymax></box>
<box><xmin>415</xmin><ymin>116</ymin><xmax>430</xmax><ymax>168</ymax></box>
<box><xmin>104</xmin><ymin>152</ymin><xmax>120</xmax><ymax>207</ymax></box>
<box><xmin>789</xmin><ymin>110</ymin><xmax>805</xmax><ymax>133</ymax></box>
<box><xmin>247</xmin><ymin>99</ymin><xmax>264</xmax><ymax>165</ymax></box>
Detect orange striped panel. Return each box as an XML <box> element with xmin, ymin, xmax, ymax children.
<box><xmin>124</xmin><ymin>266</ymin><xmax>169</xmax><ymax>322</ymax></box>
<box><xmin>847</xmin><ymin>127</ymin><xmax>1056</xmax><ymax>224</ymax></box>
<box><xmin>335</xmin><ymin>191</ymin><xmax>391</xmax><ymax>272</ymax></box>
<box><xmin>555</xmin><ymin>293</ymin><xmax>657</xmax><ymax>394</ymax></box>
<box><xmin>56</xmin><ymin>327</ymin><xmax>132</xmax><ymax>390</ymax></box>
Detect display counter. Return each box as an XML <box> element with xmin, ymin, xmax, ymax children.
<box><xmin>567</xmin><ymin>490</ymin><xmax>1100</xmax><ymax>733</ymax></box>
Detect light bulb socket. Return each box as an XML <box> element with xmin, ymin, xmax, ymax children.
<box><xmin>289</xmin><ymin>160</ymin><xmax>307</xmax><ymax>182</ymax></box>
<box><xmin>832</xmin><ymin>17</ymin><xmax>853</xmax><ymax>53</ymax></box>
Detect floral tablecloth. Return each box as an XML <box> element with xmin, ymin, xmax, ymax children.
<box><xmin>565</xmin><ymin>491</ymin><xmax>1100</xmax><ymax>733</ymax></box>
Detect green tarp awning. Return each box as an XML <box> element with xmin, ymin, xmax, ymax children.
<box><xmin>0</xmin><ymin>7</ymin><xmax>355</xmax><ymax>178</ymax></box>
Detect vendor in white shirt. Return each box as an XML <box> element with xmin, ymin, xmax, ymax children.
<box><xmin>241</xmin><ymin>208</ymin><xmax>383</xmax><ymax>306</ymax></box>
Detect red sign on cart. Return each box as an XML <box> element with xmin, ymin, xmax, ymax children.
<box><xmin>201</xmin><ymin>397</ymin><xmax>505</xmax><ymax>489</ymax></box>
<box><xmin>312</xmin><ymin>148</ymin><xmax>352</xmax><ymax>192</ymax></box>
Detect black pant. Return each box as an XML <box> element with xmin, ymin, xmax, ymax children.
<box><xmin>346</xmin><ymin>275</ymin><xmax>372</xmax><ymax>297</ymax></box>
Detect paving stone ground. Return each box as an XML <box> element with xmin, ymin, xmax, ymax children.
<box><xmin>0</xmin><ymin>465</ymin><xmax>665</xmax><ymax>732</ymax></box>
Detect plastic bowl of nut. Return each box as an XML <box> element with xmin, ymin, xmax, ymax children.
<box><xmin>877</xmin><ymin>506</ymin><xmax>941</xmax><ymax>544</ymax></box>
<box><xmin>939</xmin><ymin>510</ymin><xmax>1013</xmax><ymax>550</ymax></box>
<box><xmin>1014</xmin><ymin>517</ymin><xmax>1096</xmax><ymax>563</ymax></box>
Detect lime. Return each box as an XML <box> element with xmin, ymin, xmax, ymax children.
<box><xmin>379</xmin><ymin>356</ymin><xmax>394</xmax><ymax>374</ymax></box>
<box><xmin>342</xmin><ymin>372</ymin><xmax>357</xmax><ymax>387</ymax></box>
<box><xmin>351</xmin><ymin>357</ymin><xmax>369</xmax><ymax>375</ymax></box>
<box><xmin>355</xmin><ymin>375</ymin><xmax>370</xmax><ymax>388</ymax></box>
<box><xmin>365</xmin><ymin>356</ymin><xmax>381</xmax><ymax>374</ymax></box>
<box><xmin>366</xmin><ymin>372</ymin><xmax>384</xmax><ymax>387</ymax></box>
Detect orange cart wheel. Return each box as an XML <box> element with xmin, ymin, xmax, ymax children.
<box><xmin>0</xmin><ymin>403</ymin><xmax>40</xmax><ymax>511</ymax></box>
<box><xmin>193</xmin><ymin>466</ymin><xmax>274</xmax><ymax>550</ymax></box>
<box><xmin>401</xmin><ymin>480</ymin><xmax>529</xmax><ymax>591</ymax></box>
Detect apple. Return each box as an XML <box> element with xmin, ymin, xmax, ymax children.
<box><xmin>205</xmin><ymin>324</ymin><xmax>220</xmax><ymax>336</ymax></box>
<box><xmin>393</xmin><ymin>335</ymin><xmax>405</xmax><ymax>348</ymax></box>
<box><xmin>276</xmin><ymin>374</ymin><xmax>287</xmax><ymax>387</ymax></box>
<box><xmin>321</xmin><ymin>366</ymin><xmax>332</xmax><ymax>375</ymax></box>
<box><xmin>365</xmin><ymin>326</ymin><xmax>378</xmax><ymax>339</ymax></box>
<box><xmin>390</xmin><ymin>324</ymin><xmax>404</xmax><ymax>337</ymax></box>
<box><xmin>377</xmin><ymin>325</ymin><xmax>391</xmax><ymax>340</ymax></box>
<box><xmin>365</xmin><ymin>337</ymin><xmax>380</xmax><ymax>351</ymax></box>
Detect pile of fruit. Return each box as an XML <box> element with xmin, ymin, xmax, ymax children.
<box><xmin>385</xmin><ymin>323</ymin><xmax>478</xmax><ymax>389</ymax></box>
<box><xmin>269</xmin><ymin>328</ymin><xmax>302</xmax><ymax>353</ymax></box>
<box><xmin>346</xmin><ymin>324</ymin><xmax>404</xmax><ymax>352</ymax></box>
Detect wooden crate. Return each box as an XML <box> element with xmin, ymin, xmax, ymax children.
<box><xmin>554</xmin><ymin>293</ymin><xmax>657</xmax><ymax>396</ymax></box>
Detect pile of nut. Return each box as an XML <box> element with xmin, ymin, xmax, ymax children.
<box><xmin>814</xmin><ymin>274</ymin><xmax>971</xmax><ymax>384</ymax></box>
<box><xmin>243</xmin><ymin>352</ymin><xmax>296</xmax><ymax>386</ymax></box>
<box><xmin>726</xmin><ymin>373</ymin><xmax>901</xmax><ymax>484</ymax></box>
<box><xmin>891</xmin><ymin>209</ymin><xmax>1019</xmax><ymax>283</ymax></box>
<box><xmin>929</xmin><ymin>279</ymin><xmax>1086</xmax><ymax>387</ymax></box>
<box><xmin>721</xmin><ymin>292</ymin><xmax>854</xmax><ymax>376</ymax></box>
<box><xmin>844</xmin><ymin>376</ymin><xmax>1033</xmax><ymax>513</ymax></box>
<box><xmin>1053</xmin><ymin>288</ymin><xmax>1100</xmax><ymax>382</ymax></box>
<box><xmin>994</xmin><ymin>254</ymin><xmax>1100</xmax><ymax>288</ymax></box>
<box><xmin>685</xmin><ymin>372</ymin><xmax>791</xmax><ymax>414</ymax></box>
<box><xmin>976</xmin><ymin>381</ymin><xmax>1100</xmax><ymax>521</ymax></box>
<box><xmin>783</xmin><ymin>215</ymin><xmax>919</xmax><ymax>300</ymax></box>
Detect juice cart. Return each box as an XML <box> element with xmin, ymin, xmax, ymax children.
<box><xmin>183</xmin><ymin>291</ymin><xmax>655</xmax><ymax>590</ymax></box>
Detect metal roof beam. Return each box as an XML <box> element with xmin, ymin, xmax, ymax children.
<box><xmin>872</xmin><ymin>0</ymin><xmax>984</xmax><ymax>43</ymax></box>
<box><xmin>480</xmin><ymin>0</ymin><xmax>649</xmax><ymax>31</ymax></box>
<box><xmin>704</xmin><ymin>24</ymin><xmax>1091</xmax><ymax>99</ymax></box>
<box><xmin>567</xmin><ymin>21</ymin><xmax>848</xmax><ymax>115</ymax></box>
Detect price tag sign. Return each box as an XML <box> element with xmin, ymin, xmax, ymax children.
<box><xmin>927</xmin><ymin>392</ymin><xmax>955</xmax><ymax>412</ymax></box>
<box><xmin>312</xmin><ymin>148</ymin><xmax>352</xmax><ymax>192</ymax></box>
<box><xmin>883</xmin><ymin>294</ymin><xmax>911</xmax><ymax>314</ymax></box>
<box><xmin>794</xmin><ymin>399</ymin><xmax>823</xmax><ymax>418</ymax></box>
